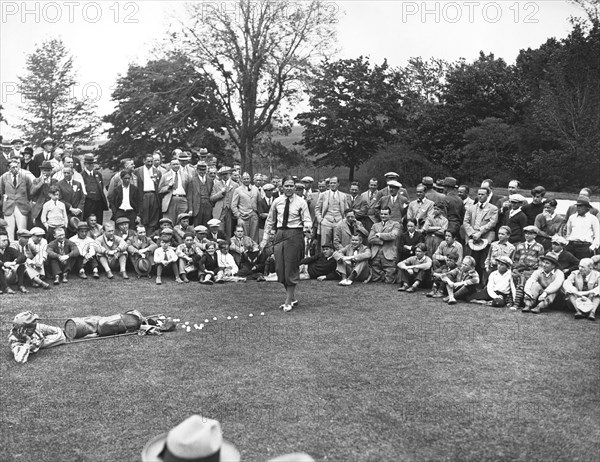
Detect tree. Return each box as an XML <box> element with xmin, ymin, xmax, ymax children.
<box><xmin>17</xmin><ymin>38</ymin><xmax>100</xmax><ymax>147</ymax></box>
<box><xmin>174</xmin><ymin>0</ymin><xmax>337</xmax><ymax>175</ymax></box>
<box><xmin>98</xmin><ymin>53</ymin><xmax>228</xmax><ymax>169</ymax></box>
<box><xmin>297</xmin><ymin>57</ymin><xmax>401</xmax><ymax>181</ymax></box>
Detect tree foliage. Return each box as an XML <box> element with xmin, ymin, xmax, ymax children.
<box><xmin>297</xmin><ymin>57</ymin><xmax>400</xmax><ymax>181</ymax></box>
<box><xmin>98</xmin><ymin>53</ymin><xmax>228</xmax><ymax>169</ymax></box>
<box><xmin>17</xmin><ymin>38</ymin><xmax>100</xmax><ymax>147</ymax></box>
<box><xmin>174</xmin><ymin>0</ymin><xmax>337</xmax><ymax>174</ymax></box>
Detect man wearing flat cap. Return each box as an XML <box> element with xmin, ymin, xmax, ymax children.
<box><xmin>95</xmin><ymin>222</ymin><xmax>128</xmax><ymax>279</ymax></box>
<box><xmin>547</xmin><ymin>235</ymin><xmax>579</xmax><ymax>276</ymax></box>
<box><xmin>565</xmin><ymin>195</ymin><xmax>600</xmax><ymax>260</ymax></box>
<box><xmin>499</xmin><ymin>194</ymin><xmax>528</xmax><ymax>244</ymax></box>
<box><xmin>257</xmin><ymin>183</ymin><xmax>276</xmax><ymax>241</ymax></box>
<box><xmin>512</xmin><ymin>225</ymin><xmax>545</xmax><ymax>308</ymax></box>
<box><xmin>8</xmin><ymin>311</ymin><xmax>66</xmax><ymax>364</ymax></box>
<box><xmin>70</xmin><ymin>221</ymin><xmax>100</xmax><ymax>279</ymax></box>
<box><xmin>422</xmin><ymin>176</ymin><xmax>444</xmax><ymax>204</ymax></box>
<box><xmin>523</xmin><ymin>254</ymin><xmax>564</xmax><ymax>313</ymax></box>
<box><xmin>378</xmin><ymin>172</ymin><xmax>409</xmax><ymax>200</ymax></box>
<box><xmin>441</xmin><ymin>177</ymin><xmax>464</xmax><ymax>235</ymax></box>
<box><xmin>189</xmin><ymin>161</ymin><xmax>214</xmax><ymax>227</ymax></box>
<box><xmin>378</xmin><ymin>180</ymin><xmax>408</xmax><ymax>224</ymax></box>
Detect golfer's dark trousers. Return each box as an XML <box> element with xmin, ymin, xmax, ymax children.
<box><xmin>0</xmin><ymin>265</ymin><xmax>25</xmax><ymax>290</ymax></box>
<box><xmin>49</xmin><ymin>257</ymin><xmax>76</xmax><ymax>277</ymax></box>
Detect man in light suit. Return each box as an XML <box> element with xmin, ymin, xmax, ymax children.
<box><xmin>188</xmin><ymin>162</ymin><xmax>214</xmax><ymax>227</ymax></box>
<box><xmin>135</xmin><ymin>153</ymin><xmax>162</xmax><ymax>234</ymax></box>
<box><xmin>0</xmin><ymin>158</ymin><xmax>33</xmax><ymax>241</ymax></box>
<box><xmin>368</xmin><ymin>207</ymin><xmax>401</xmax><ymax>284</ymax></box>
<box><xmin>211</xmin><ymin>167</ymin><xmax>238</xmax><ymax>237</ymax></box>
<box><xmin>462</xmin><ymin>187</ymin><xmax>499</xmax><ymax>276</ymax></box>
<box><xmin>333</xmin><ymin>210</ymin><xmax>368</xmax><ymax>251</ymax></box>
<box><xmin>231</xmin><ymin>172</ymin><xmax>259</xmax><ymax>242</ymax></box>
<box><xmin>378</xmin><ymin>180</ymin><xmax>408</xmax><ymax>227</ymax></box>
<box><xmin>315</xmin><ymin>176</ymin><xmax>349</xmax><ymax>246</ymax></box>
<box><xmin>158</xmin><ymin>159</ymin><xmax>190</xmax><ymax>224</ymax></box>
<box><xmin>334</xmin><ymin>233</ymin><xmax>372</xmax><ymax>285</ymax></box>
<box><xmin>563</xmin><ymin>258</ymin><xmax>600</xmax><ymax>320</ymax></box>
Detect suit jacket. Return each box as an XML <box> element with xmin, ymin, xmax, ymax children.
<box><xmin>349</xmin><ymin>194</ymin><xmax>367</xmax><ymax>220</ymax></box>
<box><xmin>368</xmin><ymin>219</ymin><xmax>401</xmax><ymax>260</ymax></box>
<box><xmin>379</xmin><ymin>194</ymin><xmax>408</xmax><ymax>224</ymax></box>
<box><xmin>81</xmin><ymin>168</ymin><xmax>109</xmax><ymax>209</ymax></box>
<box><xmin>398</xmin><ymin>230</ymin><xmax>424</xmax><ymax>260</ymax></box>
<box><xmin>0</xmin><ymin>153</ymin><xmax>11</xmax><ymax>176</ymax></box>
<box><xmin>378</xmin><ymin>186</ymin><xmax>409</xmax><ymax>201</ymax></box>
<box><xmin>360</xmin><ymin>190</ymin><xmax>381</xmax><ymax>224</ymax></box>
<box><xmin>30</xmin><ymin>174</ymin><xmax>56</xmax><ymax>219</ymax></box>
<box><xmin>47</xmin><ymin>239</ymin><xmax>79</xmax><ymax>259</ymax></box>
<box><xmin>0</xmin><ymin>171</ymin><xmax>33</xmax><ymax>215</ymax></box>
<box><xmin>56</xmin><ymin>179</ymin><xmax>84</xmax><ymax>210</ymax></box>
<box><xmin>135</xmin><ymin>165</ymin><xmax>162</xmax><ymax>194</ymax></box>
<box><xmin>462</xmin><ymin>202</ymin><xmax>499</xmax><ymax>242</ymax></box>
<box><xmin>502</xmin><ymin>209</ymin><xmax>528</xmax><ymax>244</ymax></box>
<box><xmin>108</xmin><ymin>184</ymin><xmax>140</xmax><ymax>217</ymax></box>
<box><xmin>158</xmin><ymin>169</ymin><xmax>190</xmax><ymax>213</ymax></box>
<box><xmin>305</xmin><ymin>190</ymin><xmax>320</xmax><ymax>222</ymax></box>
<box><xmin>33</xmin><ymin>152</ymin><xmax>53</xmax><ymax>169</ymax></box>
<box><xmin>333</xmin><ymin>243</ymin><xmax>371</xmax><ymax>262</ymax></box>
<box><xmin>231</xmin><ymin>185</ymin><xmax>259</xmax><ymax>219</ymax></box>
<box><xmin>563</xmin><ymin>269</ymin><xmax>600</xmax><ymax>295</ymax></box>
<box><xmin>333</xmin><ymin>219</ymin><xmax>368</xmax><ymax>250</ymax></box>
<box><xmin>188</xmin><ymin>174</ymin><xmax>214</xmax><ymax>217</ymax></box>
<box><xmin>258</xmin><ymin>196</ymin><xmax>275</xmax><ymax>228</ymax></box>
<box><xmin>315</xmin><ymin>190</ymin><xmax>349</xmax><ymax>223</ymax></box>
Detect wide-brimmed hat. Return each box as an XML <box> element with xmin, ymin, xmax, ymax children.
<box><xmin>207</xmin><ymin>219</ymin><xmax>221</xmax><ymax>227</ymax></box>
<box><xmin>523</xmin><ymin>225</ymin><xmax>539</xmax><ymax>235</ymax></box>
<box><xmin>468</xmin><ymin>238</ymin><xmax>489</xmax><ymax>252</ymax></box>
<box><xmin>66</xmin><ymin>216</ymin><xmax>80</xmax><ymax>231</ymax></box>
<box><xmin>576</xmin><ymin>196</ymin><xmax>591</xmax><ymax>208</ymax></box>
<box><xmin>196</xmin><ymin>162</ymin><xmax>208</xmax><ymax>169</ymax></box>
<box><xmin>13</xmin><ymin>311</ymin><xmax>39</xmax><ymax>327</ymax></box>
<box><xmin>178</xmin><ymin>152</ymin><xmax>191</xmax><ymax>161</ymax></box>
<box><xmin>539</xmin><ymin>254</ymin><xmax>559</xmax><ymax>267</ymax></box>
<box><xmin>574</xmin><ymin>296</ymin><xmax>594</xmax><ymax>314</ymax></box>
<box><xmin>83</xmin><ymin>153</ymin><xmax>95</xmax><ymax>164</ymax></box>
<box><xmin>135</xmin><ymin>257</ymin><xmax>152</xmax><ymax>275</ymax></box>
<box><xmin>495</xmin><ymin>256</ymin><xmax>513</xmax><ymax>267</ymax></box>
<box><xmin>199</xmin><ymin>148</ymin><xmax>209</xmax><ymax>155</ymax></box>
<box><xmin>40</xmin><ymin>160</ymin><xmax>53</xmax><ymax>170</ymax></box>
<box><xmin>11</xmin><ymin>139</ymin><xmax>24</xmax><ymax>145</ymax></box>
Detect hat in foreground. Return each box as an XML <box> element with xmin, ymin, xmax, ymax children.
<box><xmin>141</xmin><ymin>415</ymin><xmax>240</xmax><ymax>462</ymax></box>
<box><xmin>13</xmin><ymin>311</ymin><xmax>39</xmax><ymax>327</ymax></box>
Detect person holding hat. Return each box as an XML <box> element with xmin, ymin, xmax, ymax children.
<box><xmin>512</xmin><ymin>225</ymin><xmax>545</xmax><ymax>308</ymax></box>
<box><xmin>47</xmin><ymin>227</ymin><xmax>79</xmax><ymax>284</ymax></box>
<box><xmin>0</xmin><ymin>157</ymin><xmax>34</xmax><ymax>242</ymax></box>
<box><xmin>565</xmin><ymin>195</ymin><xmax>600</xmax><ymax>260</ymax></box>
<box><xmin>534</xmin><ymin>199</ymin><xmax>566</xmax><ymax>250</ymax></box>
<box><xmin>158</xmin><ymin>158</ymin><xmax>190</xmax><ymax>225</ymax></box>
<box><xmin>522</xmin><ymin>254</ymin><xmax>565</xmax><ymax>313</ymax></box>
<box><xmin>521</xmin><ymin>185</ymin><xmax>546</xmax><ymax>226</ymax></box>
<box><xmin>95</xmin><ymin>222</ymin><xmax>128</xmax><ymax>279</ymax></box>
<box><xmin>499</xmin><ymin>194</ymin><xmax>528</xmax><ymax>244</ymax></box>
<box><xmin>8</xmin><ymin>311</ymin><xmax>66</xmax><ymax>364</ymax></box>
<box><xmin>108</xmin><ymin>170</ymin><xmax>140</xmax><ymax>228</ymax></box>
<box><xmin>563</xmin><ymin>258</ymin><xmax>600</xmax><ymax>320</ymax></box>
<box><xmin>127</xmin><ymin>225</ymin><xmax>157</xmax><ymax>278</ymax></box>
<box><xmin>135</xmin><ymin>154</ymin><xmax>163</xmax><ymax>234</ymax></box>
<box><xmin>547</xmin><ymin>235</ymin><xmax>579</xmax><ymax>276</ymax></box>
<box><xmin>81</xmin><ymin>153</ymin><xmax>109</xmax><ymax>224</ymax></box>
<box><xmin>69</xmin><ymin>221</ymin><xmax>100</xmax><ymax>279</ymax></box>
<box><xmin>141</xmin><ymin>414</ymin><xmax>240</xmax><ymax>462</ymax></box>
<box><xmin>468</xmin><ymin>255</ymin><xmax>516</xmax><ymax>308</ymax></box>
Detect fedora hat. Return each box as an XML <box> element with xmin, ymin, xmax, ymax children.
<box><xmin>421</xmin><ymin>176</ymin><xmax>434</xmax><ymax>186</ymax></box>
<box><xmin>40</xmin><ymin>160</ymin><xmax>54</xmax><ymax>171</ymax></box>
<box><xmin>576</xmin><ymin>196</ymin><xmax>592</xmax><ymax>208</ymax></box>
<box><xmin>301</xmin><ymin>176</ymin><xmax>314</xmax><ymax>183</ymax></box>
<box><xmin>468</xmin><ymin>237</ymin><xmax>489</xmax><ymax>252</ymax></box>
<box><xmin>442</xmin><ymin>177</ymin><xmax>457</xmax><ymax>188</ymax></box>
<box><xmin>69</xmin><ymin>216</ymin><xmax>81</xmax><ymax>230</ymax></box>
<box><xmin>83</xmin><ymin>153</ymin><xmax>96</xmax><ymax>164</ymax></box>
<box><xmin>178</xmin><ymin>152</ymin><xmax>191</xmax><ymax>161</ymax></box>
<box><xmin>539</xmin><ymin>254</ymin><xmax>559</xmax><ymax>267</ymax></box>
<box><xmin>135</xmin><ymin>258</ymin><xmax>152</xmax><ymax>275</ymax></box>
<box><xmin>574</xmin><ymin>296</ymin><xmax>594</xmax><ymax>314</ymax></box>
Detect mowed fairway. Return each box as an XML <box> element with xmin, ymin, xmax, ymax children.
<box><xmin>1</xmin><ymin>278</ymin><xmax>599</xmax><ymax>462</ymax></box>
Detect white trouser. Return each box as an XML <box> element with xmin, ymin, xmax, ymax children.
<box><xmin>6</xmin><ymin>206</ymin><xmax>28</xmax><ymax>242</ymax></box>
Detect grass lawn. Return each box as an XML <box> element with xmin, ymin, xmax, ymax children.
<box><xmin>1</xmin><ymin>277</ymin><xmax>599</xmax><ymax>462</ymax></box>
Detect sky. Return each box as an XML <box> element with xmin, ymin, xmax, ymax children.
<box><xmin>0</xmin><ymin>0</ymin><xmax>588</xmax><ymax>139</ymax></box>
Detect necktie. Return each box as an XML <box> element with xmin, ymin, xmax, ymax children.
<box><xmin>173</xmin><ymin>172</ymin><xmax>179</xmax><ymax>190</ymax></box>
<box><xmin>282</xmin><ymin>197</ymin><xmax>290</xmax><ymax>228</ymax></box>
<box><xmin>13</xmin><ymin>174</ymin><xmax>17</xmax><ymax>187</ymax></box>
<box><xmin>582</xmin><ymin>277</ymin><xmax>588</xmax><ymax>291</ymax></box>
<box><xmin>59</xmin><ymin>243</ymin><xmax>64</xmax><ymax>254</ymax></box>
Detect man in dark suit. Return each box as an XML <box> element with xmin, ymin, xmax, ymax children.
<box><xmin>189</xmin><ymin>162</ymin><xmax>214</xmax><ymax>227</ymax></box>
<box><xmin>378</xmin><ymin>180</ymin><xmax>408</xmax><ymax>227</ymax></box>
<box><xmin>81</xmin><ymin>154</ymin><xmax>109</xmax><ymax>224</ymax></box>
<box><xmin>135</xmin><ymin>153</ymin><xmax>162</xmax><ymax>234</ymax></box>
<box><xmin>33</xmin><ymin>138</ymin><xmax>56</xmax><ymax>170</ymax></box>
<box><xmin>108</xmin><ymin>170</ymin><xmax>140</xmax><ymax>226</ymax></box>
<box><xmin>56</xmin><ymin>166</ymin><xmax>85</xmax><ymax>236</ymax></box>
<box><xmin>47</xmin><ymin>227</ymin><xmax>79</xmax><ymax>284</ymax></box>
<box><xmin>257</xmin><ymin>183</ymin><xmax>276</xmax><ymax>241</ymax></box>
<box><xmin>0</xmin><ymin>136</ymin><xmax>11</xmax><ymax>176</ymax></box>
<box><xmin>30</xmin><ymin>161</ymin><xmax>55</xmax><ymax>227</ymax></box>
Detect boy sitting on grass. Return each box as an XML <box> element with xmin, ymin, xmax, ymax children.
<box><xmin>440</xmin><ymin>256</ymin><xmax>480</xmax><ymax>305</ymax></box>
<box><xmin>427</xmin><ymin>253</ymin><xmax>459</xmax><ymax>298</ymax></box>
<box><xmin>198</xmin><ymin>241</ymin><xmax>219</xmax><ymax>285</ymax></box>
<box><xmin>154</xmin><ymin>236</ymin><xmax>180</xmax><ymax>285</ymax></box>
<box><xmin>468</xmin><ymin>256</ymin><xmax>516</xmax><ymax>308</ymax></box>
<box><xmin>397</xmin><ymin>243</ymin><xmax>432</xmax><ymax>292</ymax></box>
<box><xmin>523</xmin><ymin>254</ymin><xmax>564</xmax><ymax>314</ymax></box>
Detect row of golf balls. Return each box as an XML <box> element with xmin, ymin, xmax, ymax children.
<box><xmin>173</xmin><ymin>313</ymin><xmax>266</xmax><ymax>332</ymax></box>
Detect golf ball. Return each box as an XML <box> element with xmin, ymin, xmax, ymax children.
<box><xmin>249</xmin><ymin>314</ymin><xmax>253</xmax><ymax>317</ymax></box>
<box><xmin>227</xmin><ymin>316</ymin><xmax>231</xmax><ymax>320</ymax></box>
<box><xmin>213</xmin><ymin>317</ymin><xmax>217</xmax><ymax>321</ymax></box>
<box><xmin>234</xmin><ymin>316</ymin><xmax>238</xmax><ymax>319</ymax></box>
<box><xmin>204</xmin><ymin>319</ymin><xmax>209</xmax><ymax>323</ymax></box>
<box><xmin>186</xmin><ymin>326</ymin><xmax>191</xmax><ymax>332</ymax></box>
<box><xmin>261</xmin><ymin>312</ymin><xmax>265</xmax><ymax>316</ymax></box>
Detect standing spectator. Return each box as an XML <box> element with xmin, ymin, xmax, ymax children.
<box><xmin>40</xmin><ymin>186</ymin><xmax>68</xmax><ymax>240</ymax></box>
<box><xmin>21</xmin><ymin>147</ymin><xmax>40</xmax><ymax>177</ymax></box>
<box><xmin>422</xmin><ymin>202</ymin><xmax>448</xmax><ymax>256</ymax></box>
<box><xmin>135</xmin><ymin>153</ymin><xmax>162</xmax><ymax>234</ymax></box>
<box><xmin>521</xmin><ymin>186</ymin><xmax>546</xmax><ymax>225</ymax></box>
<box><xmin>108</xmin><ymin>170</ymin><xmax>140</xmax><ymax>227</ymax></box>
<box><xmin>315</xmin><ymin>176</ymin><xmax>348</xmax><ymax>246</ymax></box>
<box><xmin>407</xmin><ymin>184</ymin><xmax>434</xmax><ymax>232</ymax></box>
<box><xmin>55</xmin><ymin>166</ymin><xmax>85</xmax><ymax>236</ymax></box>
<box><xmin>359</xmin><ymin>178</ymin><xmax>381</xmax><ymax>232</ymax></box>
<box><xmin>81</xmin><ymin>154</ymin><xmax>109</xmax><ymax>224</ymax></box>
<box><xmin>0</xmin><ymin>157</ymin><xmax>33</xmax><ymax>242</ymax></box>
<box><xmin>422</xmin><ymin>176</ymin><xmax>445</xmax><ymax>204</ymax></box>
<box><xmin>379</xmin><ymin>180</ymin><xmax>408</xmax><ymax>225</ymax></box>
<box><xmin>189</xmin><ymin>162</ymin><xmax>214</xmax><ymax>227</ymax></box>
<box><xmin>231</xmin><ymin>172</ymin><xmax>260</xmax><ymax>242</ymax></box>
<box><xmin>106</xmin><ymin>158</ymin><xmax>136</xmax><ymax>197</ymax></box>
<box><xmin>500</xmin><ymin>194</ymin><xmax>528</xmax><ymax>244</ymax></box>
<box><xmin>30</xmin><ymin>161</ymin><xmax>55</xmax><ymax>227</ymax></box>
<box><xmin>535</xmin><ymin>199</ymin><xmax>566</xmax><ymax>250</ymax></box>
<box><xmin>158</xmin><ymin>158</ymin><xmax>190</xmax><ymax>225</ymax></box>
<box><xmin>442</xmin><ymin>177</ymin><xmax>464</xmax><ymax>235</ymax></box>
<box><xmin>458</xmin><ymin>185</ymin><xmax>475</xmax><ymax>210</ymax></box>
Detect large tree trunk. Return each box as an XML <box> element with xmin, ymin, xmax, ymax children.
<box><xmin>349</xmin><ymin>164</ymin><xmax>355</xmax><ymax>182</ymax></box>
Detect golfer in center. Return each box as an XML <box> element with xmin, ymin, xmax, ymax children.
<box><xmin>260</xmin><ymin>175</ymin><xmax>312</xmax><ymax>312</ymax></box>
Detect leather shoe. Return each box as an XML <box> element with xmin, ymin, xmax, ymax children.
<box><xmin>107</xmin><ymin>271</ymin><xmax>114</xmax><ymax>279</ymax></box>
<box><xmin>5</xmin><ymin>288</ymin><xmax>15</xmax><ymax>294</ymax></box>
<box><xmin>79</xmin><ymin>270</ymin><xmax>88</xmax><ymax>279</ymax></box>
<box><xmin>18</xmin><ymin>286</ymin><xmax>29</xmax><ymax>294</ymax></box>
<box><xmin>54</xmin><ymin>276</ymin><xmax>60</xmax><ymax>285</ymax></box>
<box><xmin>62</xmin><ymin>274</ymin><xmax>69</xmax><ymax>283</ymax></box>
<box><xmin>121</xmin><ymin>272</ymin><xmax>129</xmax><ymax>279</ymax></box>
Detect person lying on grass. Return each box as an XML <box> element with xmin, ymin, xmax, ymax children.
<box><xmin>467</xmin><ymin>255</ymin><xmax>516</xmax><ymax>308</ymax></box>
<box><xmin>397</xmin><ymin>243</ymin><xmax>432</xmax><ymax>292</ymax></box>
<box><xmin>9</xmin><ymin>311</ymin><xmax>66</xmax><ymax>364</ymax></box>
<box><xmin>440</xmin><ymin>255</ymin><xmax>480</xmax><ymax>305</ymax></box>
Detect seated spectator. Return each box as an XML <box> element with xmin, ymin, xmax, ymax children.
<box><xmin>69</xmin><ymin>221</ymin><xmax>99</xmax><ymax>279</ymax></box>
<box><xmin>10</xmin><ymin>229</ymin><xmax>38</xmax><ymax>293</ymax></box>
<box><xmin>512</xmin><ymin>226</ymin><xmax>545</xmax><ymax>308</ymax></box>
<box><xmin>299</xmin><ymin>242</ymin><xmax>339</xmax><ymax>281</ymax></box>
<box><xmin>8</xmin><ymin>311</ymin><xmax>66</xmax><ymax>364</ymax></box>
<box><xmin>151</xmin><ymin>218</ymin><xmax>183</xmax><ymax>246</ymax></box>
<box><xmin>154</xmin><ymin>237</ymin><xmax>180</xmax><ymax>285</ymax></box>
<box><xmin>28</xmin><ymin>227</ymin><xmax>48</xmax><ymax>282</ymax></box>
<box><xmin>215</xmin><ymin>241</ymin><xmax>246</xmax><ymax>282</ymax></box>
<box><xmin>535</xmin><ymin>199</ymin><xmax>566</xmax><ymax>250</ymax></box>
<box><xmin>563</xmin><ymin>258</ymin><xmax>600</xmax><ymax>321</ymax></box>
<box><xmin>397</xmin><ymin>243</ymin><xmax>432</xmax><ymax>292</ymax></box>
<box><xmin>207</xmin><ymin>219</ymin><xmax>226</xmax><ymax>242</ymax></box>
<box><xmin>432</xmin><ymin>230</ymin><xmax>463</xmax><ymax>271</ymax></box>
<box><xmin>0</xmin><ymin>232</ymin><xmax>26</xmax><ymax>294</ymax></box>
<box><xmin>427</xmin><ymin>254</ymin><xmax>459</xmax><ymax>298</ymax></box>
<box><xmin>47</xmin><ymin>227</ymin><xmax>79</xmax><ymax>284</ymax></box>
<box><xmin>237</xmin><ymin>244</ymin><xmax>266</xmax><ymax>280</ymax></box>
<box><xmin>439</xmin><ymin>255</ymin><xmax>480</xmax><ymax>305</ymax></box>
<box><xmin>422</xmin><ymin>202</ymin><xmax>448</xmax><ymax>256</ymax></box>
<box><xmin>40</xmin><ymin>185</ymin><xmax>68</xmax><ymax>241</ymax></box>
<box><xmin>484</xmin><ymin>226</ymin><xmax>515</xmax><ymax>276</ymax></box>
<box><xmin>128</xmin><ymin>226</ymin><xmax>157</xmax><ymax>279</ymax></box>
<box><xmin>468</xmin><ymin>256</ymin><xmax>516</xmax><ymax>308</ymax></box>
<box><xmin>334</xmin><ymin>233</ymin><xmax>371</xmax><ymax>286</ymax></box>
<box><xmin>368</xmin><ymin>208</ymin><xmax>401</xmax><ymax>284</ymax></box>
<box><xmin>193</xmin><ymin>225</ymin><xmax>211</xmax><ymax>250</ymax></box>
<box><xmin>523</xmin><ymin>254</ymin><xmax>564</xmax><ymax>314</ymax></box>
<box><xmin>258</xmin><ymin>230</ymin><xmax>278</xmax><ymax>281</ymax></box>
<box><xmin>398</xmin><ymin>219</ymin><xmax>424</xmax><ymax>262</ymax></box>
<box><xmin>198</xmin><ymin>241</ymin><xmax>220</xmax><ymax>284</ymax></box>
<box><xmin>95</xmin><ymin>222</ymin><xmax>128</xmax><ymax>279</ymax></box>
<box><xmin>501</xmin><ymin>194</ymin><xmax>528</xmax><ymax>244</ymax></box>
<box><xmin>174</xmin><ymin>213</ymin><xmax>195</xmax><ymax>241</ymax></box>
<box><xmin>333</xmin><ymin>210</ymin><xmax>368</xmax><ymax>251</ymax></box>
<box><xmin>176</xmin><ymin>232</ymin><xmax>203</xmax><ymax>283</ymax></box>
<box><xmin>115</xmin><ymin>217</ymin><xmax>136</xmax><ymax>242</ymax></box>
<box><xmin>86</xmin><ymin>214</ymin><xmax>103</xmax><ymax>240</ymax></box>
<box><xmin>547</xmin><ymin>235</ymin><xmax>579</xmax><ymax>277</ymax></box>
<box><xmin>229</xmin><ymin>225</ymin><xmax>257</xmax><ymax>266</ymax></box>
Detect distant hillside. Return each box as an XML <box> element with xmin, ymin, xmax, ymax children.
<box><xmin>272</xmin><ymin>125</ymin><xmax>305</xmax><ymax>151</ymax></box>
